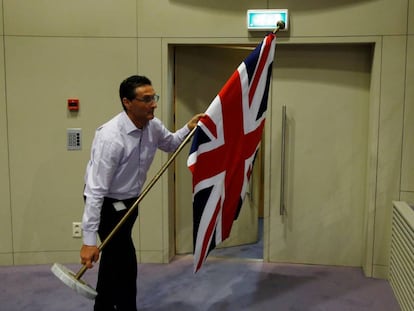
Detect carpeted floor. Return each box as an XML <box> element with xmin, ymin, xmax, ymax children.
<box><xmin>0</xmin><ymin>255</ymin><xmax>400</xmax><ymax>311</ymax></box>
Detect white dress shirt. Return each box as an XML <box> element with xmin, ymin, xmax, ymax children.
<box><xmin>82</xmin><ymin>111</ymin><xmax>189</xmax><ymax>245</ymax></box>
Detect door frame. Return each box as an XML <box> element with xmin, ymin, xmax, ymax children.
<box><xmin>161</xmin><ymin>35</ymin><xmax>382</xmax><ymax>277</ymax></box>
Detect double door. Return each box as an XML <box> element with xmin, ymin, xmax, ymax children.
<box><xmin>174</xmin><ymin>42</ymin><xmax>371</xmax><ymax>266</ymax></box>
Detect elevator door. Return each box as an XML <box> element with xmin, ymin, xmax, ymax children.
<box><xmin>269</xmin><ymin>43</ymin><xmax>371</xmax><ymax>266</ymax></box>
<box><xmin>174</xmin><ymin>46</ymin><xmax>260</xmax><ymax>255</ymax></box>
<box><xmin>174</xmin><ymin>42</ymin><xmax>371</xmax><ymax>266</ymax></box>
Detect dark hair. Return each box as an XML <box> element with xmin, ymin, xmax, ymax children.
<box><xmin>119</xmin><ymin>75</ymin><xmax>152</xmax><ymax>110</ymax></box>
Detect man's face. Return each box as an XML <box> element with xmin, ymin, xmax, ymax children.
<box><xmin>124</xmin><ymin>85</ymin><xmax>158</xmax><ymax>128</ymax></box>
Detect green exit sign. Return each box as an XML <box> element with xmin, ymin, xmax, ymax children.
<box><xmin>247</xmin><ymin>9</ymin><xmax>288</xmax><ymax>31</ymax></box>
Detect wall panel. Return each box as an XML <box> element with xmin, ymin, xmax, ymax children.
<box><xmin>0</xmin><ymin>34</ymin><xmax>13</xmax><ymax>264</ymax></box>
<box><xmin>268</xmin><ymin>0</ymin><xmax>407</xmax><ymax>36</ymax></box>
<box><xmin>5</xmin><ymin>36</ymin><xmax>137</xmax><ymax>261</ymax></box>
<box><xmin>400</xmin><ymin>191</ymin><xmax>414</xmax><ymax>204</ymax></box>
<box><xmin>373</xmin><ymin>36</ymin><xmax>407</xmax><ymax>276</ymax></box>
<box><xmin>136</xmin><ymin>38</ymin><xmax>166</xmax><ymax>261</ymax></box>
<box><xmin>138</xmin><ymin>0</ymin><xmax>407</xmax><ymax>38</ymax></box>
<box><xmin>401</xmin><ymin>36</ymin><xmax>414</xmax><ymax>191</ymax></box>
<box><xmin>0</xmin><ymin>1</ymin><xmax>3</xmax><ymax>35</ymax></box>
<box><xmin>137</xmin><ymin>0</ymin><xmax>267</xmax><ymax>38</ymax></box>
<box><xmin>3</xmin><ymin>0</ymin><xmax>137</xmax><ymax>37</ymax></box>
<box><xmin>409</xmin><ymin>0</ymin><xmax>414</xmax><ymax>34</ymax></box>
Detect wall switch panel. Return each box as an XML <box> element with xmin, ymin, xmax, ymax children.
<box><xmin>67</xmin><ymin>128</ymin><xmax>82</xmax><ymax>150</ymax></box>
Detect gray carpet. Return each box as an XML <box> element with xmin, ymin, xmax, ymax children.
<box><xmin>0</xmin><ymin>255</ymin><xmax>400</xmax><ymax>311</ymax></box>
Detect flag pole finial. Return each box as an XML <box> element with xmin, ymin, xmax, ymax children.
<box><xmin>273</xmin><ymin>20</ymin><xmax>285</xmax><ymax>33</ymax></box>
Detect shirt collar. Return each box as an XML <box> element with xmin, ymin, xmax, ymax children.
<box><xmin>121</xmin><ymin>111</ymin><xmax>143</xmax><ymax>134</ymax></box>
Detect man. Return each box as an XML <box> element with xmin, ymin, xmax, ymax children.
<box><xmin>80</xmin><ymin>75</ymin><xmax>204</xmax><ymax>311</ymax></box>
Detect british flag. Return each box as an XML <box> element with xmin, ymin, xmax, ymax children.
<box><xmin>187</xmin><ymin>33</ymin><xmax>277</xmax><ymax>273</ymax></box>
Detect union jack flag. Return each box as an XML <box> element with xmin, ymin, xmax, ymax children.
<box><xmin>187</xmin><ymin>33</ymin><xmax>277</xmax><ymax>272</ymax></box>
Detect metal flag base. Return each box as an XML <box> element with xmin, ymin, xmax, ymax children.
<box><xmin>51</xmin><ymin>263</ymin><xmax>97</xmax><ymax>299</ymax></box>
<box><xmin>51</xmin><ymin>126</ymin><xmax>198</xmax><ymax>299</ymax></box>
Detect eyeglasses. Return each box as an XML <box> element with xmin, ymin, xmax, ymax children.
<box><xmin>134</xmin><ymin>94</ymin><xmax>160</xmax><ymax>104</ymax></box>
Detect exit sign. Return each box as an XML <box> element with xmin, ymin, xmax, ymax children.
<box><xmin>247</xmin><ymin>9</ymin><xmax>288</xmax><ymax>31</ymax></box>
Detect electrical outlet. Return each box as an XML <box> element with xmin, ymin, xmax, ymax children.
<box><xmin>72</xmin><ymin>222</ymin><xmax>82</xmax><ymax>238</ymax></box>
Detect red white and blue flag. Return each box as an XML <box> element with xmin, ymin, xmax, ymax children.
<box><xmin>187</xmin><ymin>33</ymin><xmax>277</xmax><ymax>273</ymax></box>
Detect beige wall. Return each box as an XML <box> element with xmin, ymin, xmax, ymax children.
<box><xmin>401</xmin><ymin>36</ymin><xmax>414</xmax><ymax>200</ymax></box>
<box><xmin>0</xmin><ymin>1</ymin><xmax>12</xmax><ymax>265</ymax></box>
<box><xmin>0</xmin><ymin>0</ymin><xmax>413</xmax><ymax>279</ymax></box>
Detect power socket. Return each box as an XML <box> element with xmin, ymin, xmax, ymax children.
<box><xmin>72</xmin><ymin>222</ymin><xmax>82</xmax><ymax>238</ymax></box>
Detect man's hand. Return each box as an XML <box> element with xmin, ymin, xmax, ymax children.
<box><xmin>80</xmin><ymin>244</ymin><xmax>100</xmax><ymax>269</ymax></box>
<box><xmin>187</xmin><ymin>113</ymin><xmax>206</xmax><ymax>130</ymax></box>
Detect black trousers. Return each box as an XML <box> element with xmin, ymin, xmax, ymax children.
<box><xmin>94</xmin><ymin>197</ymin><xmax>139</xmax><ymax>311</ymax></box>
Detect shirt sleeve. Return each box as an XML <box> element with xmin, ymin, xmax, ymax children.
<box><xmin>157</xmin><ymin>122</ymin><xmax>190</xmax><ymax>152</ymax></box>
<box><xmin>82</xmin><ymin>133</ymin><xmax>122</xmax><ymax>245</ymax></box>
<box><xmin>82</xmin><ymin>196</ymin><xmax>103</xmax><ymax>246</ymax></box>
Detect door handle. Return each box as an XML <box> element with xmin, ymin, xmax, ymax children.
<box><xmin>280</xmin><ymin>105</ymin><xmax>287</xmax><ymax>216</ymax></box>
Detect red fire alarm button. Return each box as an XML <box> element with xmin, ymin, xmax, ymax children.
<box><xmin>68</xmin><ymin>98</ymin><xmax>79</xmax><ymax>111</ymax></box>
